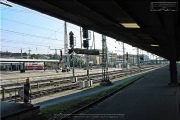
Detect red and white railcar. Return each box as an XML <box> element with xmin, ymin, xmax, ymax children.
<box><xmin>25</xmin><ymin>62</ymin><xmax>44</xmax><ymax>70</ymax></box>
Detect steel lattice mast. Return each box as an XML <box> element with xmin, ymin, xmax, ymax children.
<box><xmin>64</xmin><ymin>22</ymin><xmax>69</xmax><ymax>68</ymax></box>
<box><xmin>64</xmin><ymin>22</ymin><xmax>68</xmax><ymax>55</ymax></box>
<box><xmin>101</xmin><ymin>35</ymin><xmax>110</xmax><ymax>83</ymax></box>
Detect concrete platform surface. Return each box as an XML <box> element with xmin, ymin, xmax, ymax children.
<box><xmin>73</xmin><ymin>65</ymin><xmax>180</xmax><ymax>120</ymax></box>
<box><xmin>1</xmin><ymin>102</ymin><xmax>40</xmax><ymax>120</ymax></box>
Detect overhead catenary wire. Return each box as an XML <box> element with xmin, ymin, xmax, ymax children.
<box><xmin>1</xmin><ymin>4</ymin><xmax>64</xmax><ymax>24</ymax></box>
<box><xmin>1</xmin><ymin>38</ymin><xmax>63</xmax><ymax>48</ymax></box>
<box><xmin>1</xmin><ymin>17</ymin><xmax>65</xmax><ymax>45</ymax></box>
<box><xmin>1</xmin><ymin>18</ymin><xmax>59</xmax><ymax>32</ymax></box>
<box><xmin>1</xmin><ymin>29</ymin><xmax>64</xmax><ymax>41</ymax></box>
<box><xmin>1</xmin><ymin>6</ymin><xmax>81</xmax><ymax>32</ymax></box>
<box><xmin>36</xmin><ymin>25</ymin><xmax>64</xmax><ymax>44</ymax></box>
<box><xmin>1</xmin><ymin>45</ymin><xmax>29</xmax><ymax>50</ymax></box>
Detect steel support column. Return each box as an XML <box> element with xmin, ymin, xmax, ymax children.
<box><xmin>169</xmin><ymin>59</ymin><xmax>177</xmax><ymax>84</ymax></box>
<box><xmin>169</xmin><ymin>38</ymin><xmax>178</xmax><ymax>85</ymax></box>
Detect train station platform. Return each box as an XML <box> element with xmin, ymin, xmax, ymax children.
<box><xmin>76</xmin><ymin>65</ymin><xmax>180</xmax><ymax>120</ymax></box>
<box><xmin>1</xmin><ymin>102</ymin><xmax>40</xmax><ymax>120</ymax></box>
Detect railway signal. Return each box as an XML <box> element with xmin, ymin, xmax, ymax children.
<box><xmin>126</xmin><ymin>52</ymin><xmax>128</xmax><ymax>60</ymax></box>
<box><xmin>83</xmin><ymin>28</ymin><xmax>88</xmax><ymax>38</ymax></box>
<box><xmin>68</xmin><ymin>49</ymin><xmax>73</xmax><ymax>54</ymax></box>
<box><xmin>83</xmin><ymin>40</ymin><xmax>89</xmax><ymax>48</ymax></box>
<box><xmin>140</xmin><ymin>56</ymin><xmax>144</xmax><ymax>61</ymax></box>
<box><xmin>69</xmin><ymin>31</ymin><xmax>75</xmax><ymax>83</ymax></box>
<box><xmin>69</xmin><ymin>31</ymin><xmax>74</xmax><ymax>47</ymax></box>
<box><xmin>60</xmin><ymin>50</ymin><xmax>62</xmax><ymax>60</ymax></box>
<box><xmin>60</xmin><ymin>50</ymin><xmax>62</xmax><ymax>57</ymax></box>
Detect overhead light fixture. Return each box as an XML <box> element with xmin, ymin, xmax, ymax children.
<box><xmin>120</xmin><ymin>23</ymin><xmax>140</xmax><ymax>28</ymax></box>
<box><xmin>150</xmin><ymin>44</ymin><xmax>159</xmax><ymax>47</ymax></box>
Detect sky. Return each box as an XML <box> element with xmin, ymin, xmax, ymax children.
<box><xmin>0</xmin><ymin>1</ymin><xmax>156</xmax><ymax>59</ymax></box>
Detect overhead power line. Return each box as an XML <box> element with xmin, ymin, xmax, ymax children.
<box><xmin>1</xmin><ymin>38</ymin><xmax>63</xmax><ymax>48</ymax></box>
<box><xmin>1</xmin><ymin>5</ymin><xmax>64</xmax><ymax>24</ymax></box>
<box><xmin>1</xmin><ymin>29</ymin><xmax>64</xmax><ymax>41</ymax></box>
<box><xmin>35</xmin><ymin>25</ymin><xmax>64</xmax><ymax>44</ymax></box>
<box><xmin>1</xmin><ymin>18</ymin><xmax>60</xmax><ymax>32</ymax></box>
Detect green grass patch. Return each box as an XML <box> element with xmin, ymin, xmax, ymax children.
<box><xmin>40</xmin><ymin>73</ymin><xmax>148</xmax><ymax>118</ymax></box>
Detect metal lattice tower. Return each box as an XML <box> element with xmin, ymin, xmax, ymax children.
<box><xmin>101</xmin><ymin>35</ymin><xmax>109</xmax><ymax>82</ymax></box>
<box><xmin>64</xmin><ymin>22</ymin><xmax>69</xmax><ymax>67</ymax></box>
<box><xmin>64</xmin><ymin>22</ymin><xmax>68</xmax><ymax>55</ymax></box>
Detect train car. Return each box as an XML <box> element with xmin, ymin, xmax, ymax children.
<box><xmin>25</xmin><ymin>62</ymin><xmax>44</xmax><ymax>70</ymax></box>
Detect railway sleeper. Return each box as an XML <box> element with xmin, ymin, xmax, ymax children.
<box><xmin>48</xmin><ymin>91</ymin><xmax>54</xmax><ymax>94</ymax></box>
<box><xmin>38</xmin><ymin>83</ymin><xmax>50</xmax><ymax>87</ymax></box>
<box><xmin>53</xmin><ymin>88</ymin><xmax>62</xmax><ymax>92</ymax></box>
<box><xmin>61</xmin><ymin>86</ymin><xmax>69</xmax><ymax>90</ymax></box>
<box><xmin>35</xmin><ymin>94</ymin><xmax>41</xmax><ymax>98</ymax></box>
<box><xmin>39</xmin><ymin>92</ymin><xmax>44</xmax><ymax>97</ymax></box>
<box><xmin>53</xmin><ymin>80</ymin><xmax>69</xmax><ymax>84</ymax></box>
<box><xmin>31</xmin><ymin>95</ymin><xmax>36</xmax><ymax>99</ymax></box>
<box><xmin>42</xmin><ymin>91</ymin><xmax>49</xmax><ymax>95</ymax></box>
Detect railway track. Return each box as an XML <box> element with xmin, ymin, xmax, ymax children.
<box><xmin>0</xmin><ymin>69</ymin><xmax>121</xmax><ymax>88</ymax></box>
<box><xmin>0</xmin><ymin>65</ymin><xmax>160</xmax><ymax>102</ymax></box>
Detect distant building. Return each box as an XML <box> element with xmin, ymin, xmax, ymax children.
<box><xmin>89</xmin><ymin>55</ymin><xmax>101</xmax><ymax>65</ymax></box>
<box><xmin>139</xmin><ymin>54</ymin><xmax>150</xmax><ymax>64</ymax></box>
<box><xmin>120</xmin><ymin>54</ymin><xmax>150</xmax><ymax>65</ymax></box>
<box><xmin>122</xmin><ymin>54</ymin><xmax>137</xmax><ymax>65</ymax></box>
<box><xmin>89</xmin><ymin>49</ymin><xmax>102</xmax><ymax>65</ymax></box>
<box><xmin>108</xmin><ymin>52</ymin><xmax>117</xmax><ymax>67</ymax></box>
<box><xmin>0</xmin><ymin>51</ymin><xmax>28</xmax><ymax>59</ymax></box>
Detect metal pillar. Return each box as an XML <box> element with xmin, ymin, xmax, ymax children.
<box><xmin>10</xmin><ymin>63</ymin><xmax>12</xmax><ymax>72</ymax></box>
<box><xmin>55</xmin><ymin>49</ymin><xmax>58</xmax><ymax>72</ymax></box>
<box><xmin>72</xmin><ymin>51</ymin><xmax>75</xmax><ymax>80</ymax></box>
<box><xmin>64</xmin><ymin>22</ymin><xmax>68</xmax><ymax>55</ymax></box>
<box><xmin>71</xmin><ymin>31</ymin><xmax>75</xmax><ymax>80</ymax></box>
<box><xmin>93</xmin><ymin>31</ymin><xmax>95</xmax><ymax>49</ymax></box>
<box><xmin>80</xmin><ymin>27</ymin><xmax>83</xmax><ymax>69</ymax></box>
<box><xmin>101</xmin><ymin>35</ymin><xmax>110</xmax><ymax>84</ymax></box>
<box><xmin>137</xmin><ymin>48</ymin><xmax>140</xmax><ymax>68</ymax></box>
<box><xmin>28</xmin><ymin>49</ymin><xmax>31</xmax><ymax>59</ymax></box>
<box><xmin>1</xmin><ymin>86</ymin><xmax>5</xmax><ymax>101</ymax></box>
<box><xmin>80</xmin><ymin>27</ymin><xmax>82</xmax><ymax>49</ymax></box>
<box><xmin>122</xmin><ymin>43</ymin><xmax>125</xmax><ymax>68</ymax></box>
<box><xmin>44</xmin><ymin>62</ymin><xmax>45</xmax><ymax>71</ymax></box>
<box><xmin>86</xmin><ymin>40</ymin><xmax>89</xmax><ymax>81</ymax></box>
<box><xmin>21</xmin><ymin>48</ymin><xmax>23</xmax><ymax>59</ymax></box>
<box><xmin>20</xmin><ymin>48</ymin><xmax>25</xmax><ymax>73</ymax></box>
<box><xmin>133</xmin><ymin>55</ymin><xmax>134</xmax><ymax>65</ymax></box>
<box><xmin>64</xmin><ymin>22</ymin><xmax>69</xmax><ymax>69</ymax></box>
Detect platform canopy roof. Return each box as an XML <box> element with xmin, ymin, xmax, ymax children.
<box><xmin>8</xmin><ymin>0</ymin><xmax>180</xmax><ymax>60</ymax></box>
